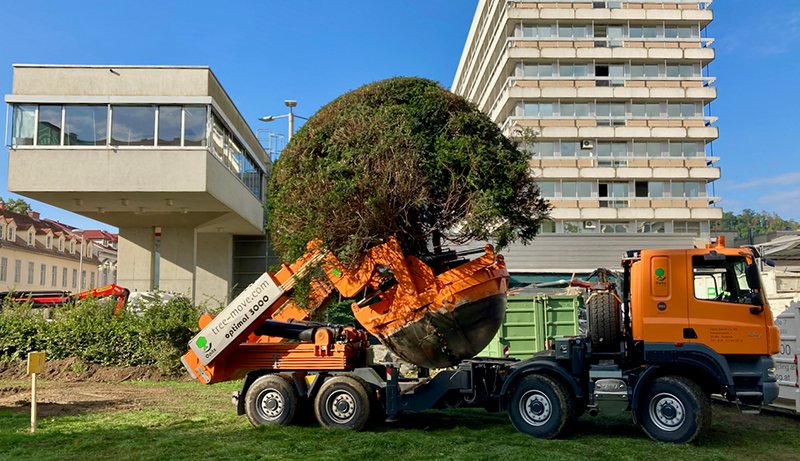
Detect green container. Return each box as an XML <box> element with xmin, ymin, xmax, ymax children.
<box><xmin>478</xmin><ymin>294</ymin><xmax>582</xmax><ymax>360</ymax></box>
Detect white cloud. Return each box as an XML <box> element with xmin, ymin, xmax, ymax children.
<box><xmin>727</xmin><ymin>171</ymin><xmax>800</xmax><ymax>190</ymax></box>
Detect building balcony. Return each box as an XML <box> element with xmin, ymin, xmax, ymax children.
<box><xmin>509</xmin><ymin>2</ymin><xmax>712</xmax><ymax>24</ymax></box>
<box><xmin>509</xmin><ymin>40</ymin><xmax>715</xmax><ymax>61</ymax></box>
<box><xmin>547</xmin><ymin>197</ymin><xmax>722</xmax><ymax>221</ymax></box>
<box><xmin>7</xmin><ymin>146</ymin><xmax>265</xmax><ymax>234</ymax></box>
<box><xmin>503</xmin><ymin>117</ymin><xmax>719</xmax><ymax>140</ymax></box>
<box><xmin>529</xmin><ymin>157</ymin><xmax>720</xmax><ymax>180</ymax></box>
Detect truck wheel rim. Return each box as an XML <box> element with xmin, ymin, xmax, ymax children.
<box><xmin>649</xmin><ymin>392</ymin><xmax>685</xmax><ymax>432</ymax></box>
<box><xmin>519</xmin><ymin>390</ymin><xmax>552</xmax><ymax>426</ymax></box>
<box><xmin>327</xmin><ymin>390</ymin><xmax>356</xmax><ymax>423</ymax></box>
<box><xmin>257</xmin><ymin>390</ymin><xmax>284</xmax><ymax>420</ymax></box>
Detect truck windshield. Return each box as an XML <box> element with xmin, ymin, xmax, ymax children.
<box><xmin>692</xmin><ymin>255</ymin><xmax>758</xmax><ymax>305</ymax></box>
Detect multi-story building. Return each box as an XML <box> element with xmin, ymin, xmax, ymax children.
<box><xmin>453</xmin><ymin>0</ymin><xmax>721</xmax><ymax>276</ymax></box>
<box><xmin>4</xmin><ymin>65</ymin><xmax>272</xmax><ymax>304</ymax></box>
<box><xmin>0</xmin><ymin>204</ymin><xmax>104</xmax><ymax>292</ymax></box>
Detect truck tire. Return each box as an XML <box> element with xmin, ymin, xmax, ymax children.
<box><xmin>245</xmin><ymin>374</ymin><xmax>299</xmax><ymax>427</ymax></box>
<box><xmin>314</xmin><ymin>375</ymin><xmax>372</xmax><ymax>431</ymax></box>
<box><xmin>587</xmin><ymin>292</ymin><xmax>620</xmax><ymax>352</ymax></box>
<box><xmin>638</xmin><ymin>376</ymin><xmax>711</xmax><ymax>444</ymax></box>
<box><xmin>508</xmin><ymin>375</ymin><xmax>574</xmax><ymax>439</ymax></box>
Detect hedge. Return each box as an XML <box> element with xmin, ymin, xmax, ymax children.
<box><xmin>0</xmin><ymin>296</ymin><xmax>202</xmax><ymax>373</ymax></box>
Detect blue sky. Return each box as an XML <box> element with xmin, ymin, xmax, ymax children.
<box><xmin>1</xmin><ymin>0</ymin><xmax>799</xmax><ymax>231</ymax></box>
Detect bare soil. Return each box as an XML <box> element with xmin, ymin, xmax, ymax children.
<box><xmin>0</xmin><ymin>358</ymin><xmax>193</xmax><ymax>417</ymax></box>
<box><xmin>0</xmin><ymin>357</ymin><xmax>186</xmax><ymax>383</ymax></box>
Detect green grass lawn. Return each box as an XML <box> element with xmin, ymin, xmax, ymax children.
<box><xmin>1</xmin><ymin>380</ymin><xmax>798</xmax><ymax>461</ymax></box>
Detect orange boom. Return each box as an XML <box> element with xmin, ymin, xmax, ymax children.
<box><xmin>180</xmin><ymin>237</ymin><xmax>508</xmax><ymax>384</ymax></box>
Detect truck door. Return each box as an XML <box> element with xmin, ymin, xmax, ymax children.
<box><xmin>687</xmin><ymin>254</ymin><xmax>770</xmax><ymax>355</ymax></box>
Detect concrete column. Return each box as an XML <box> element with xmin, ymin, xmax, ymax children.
<box><xmin>158</xmin><ymin>227</ymin><xmax>196</xmax><ymax>297</ymax></box>
<box><xmin>117</xmin><ymin>227</ymin><xmax>154</xmax><ymax>292</ymax></box>
<box><xmin>195</xmin><ymin>233</ymin><xmax>232</xmax><ymax>307</ymax></box>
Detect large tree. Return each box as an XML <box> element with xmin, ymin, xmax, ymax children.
<box><xmin>267</xmin><ymin>77</ymin><xmax>550</xmax><ymax>261</ymax></box>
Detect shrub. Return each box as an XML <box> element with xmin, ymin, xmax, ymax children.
<box><xmin>0</xmin><ymin>295</ymin><xmax>202</xmax><ymax>372</ymax></box>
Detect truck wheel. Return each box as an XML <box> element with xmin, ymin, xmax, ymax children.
<box><xmin>508</xmin><ymin>375</ymin><xmax>574</xmax><ymax>439</ymax></box>
<box><xmin>588</xmin><ymin>292</ymin><xmax>620</xmax><ymax>352</ymax></box>
<box><xmin>638</xmin><ymin>376</ymin><xmax>711</xmax><ymax>443</ymax></box>
<box><xmin>314</xmin><ymin>375</ymin><xmax>371</xmax><ymax>431</ymax></box>
<box><xmin>245</xmin><ymin>374</ymin><xmax>299</xmax><ymax>427</ymax></box>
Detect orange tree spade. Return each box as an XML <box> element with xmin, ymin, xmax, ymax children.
<box><xmin>267</xmin><ymin>77</ymin><xmax>551</xmax><ymax>262</ymax></box>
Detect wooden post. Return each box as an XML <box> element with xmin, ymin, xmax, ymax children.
<box><xmin>31</xmin><ymin>372</ymin><xmax>37</xmax><ymax>433</ymax></box>
<box><xmin>27</xmin><ymin>351</ymin><xmax>45</xmax><ymax>433</ymax></box>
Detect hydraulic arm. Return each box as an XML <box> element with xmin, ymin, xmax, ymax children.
<box><xmin>181</xmin><ymin>237</ymin><xmax>508</xmax><ymax>384</ymax></box>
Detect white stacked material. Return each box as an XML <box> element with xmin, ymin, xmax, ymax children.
<box><xmin>771</xmin><ymin>302</ymin><xmax>799</xmax><ymax>414</ymax></box>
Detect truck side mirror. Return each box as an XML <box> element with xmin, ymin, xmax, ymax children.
<box><xmin>745</xmin><ymin>264</ymin><xmax>761</xmax><ymax>291</ymax></box>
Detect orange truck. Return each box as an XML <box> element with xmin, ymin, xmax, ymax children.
<box><xmin>181</xmin><ymin>236</ymin><xmax>779</xmax><ymax>443</ymax></box>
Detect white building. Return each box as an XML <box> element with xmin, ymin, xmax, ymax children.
<box><xmin>5</xmin><ymin>65</ymin><xmax>272</xmax><ymax>305</ymax></box>
<box><xmin>452</xmin><ymin>0</ymin><xmax>721</xmax><ymax>277</ymax></box>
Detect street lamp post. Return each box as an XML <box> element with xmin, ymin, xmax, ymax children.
<box><xmin>259</xmin><ymin>100</ymin><xmax>308</xmax><ymax>142</ymax></box>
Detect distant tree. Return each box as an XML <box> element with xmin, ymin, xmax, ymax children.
<box><xmin>712</xmin><ymin>209</ymin><xmax>800</xmax><ymax>239</ymax></box>
<box><xmin>4</xmin><ymin>198</ymin><xmax>32</xmax><ymax>215</ymax></box>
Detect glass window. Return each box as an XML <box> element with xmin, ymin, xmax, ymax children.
<box><xmin>681</xmin><ymin>103</ymin><xmax>698</xmax><ymax>117</ymax></box>
<box><xmin>638</xmin><ymin>221</ymin><xmax>666</xmax><ymax>233</ymax></box>
<box><xmin>0</xmin><ymin>257</ymin><xmax>6</xmax><ymax>282</ymax></box>
<box><xmin>559</xmin><ymin>25</ymin><xmax>573</xmax><ymax>38</ymax></box>
<box><xmin>678</xmin><ymin>26</ymin><xmax>694</xmax><ymax>39</ymax></box>
<box><xmin>643</xmin><ymin>26</ymin><xmax>658</xmax><ymax>39</ymax></box>
<box><xmin>666</xmin><ymin>65</ymin><xmax>681</xmax><ymax>78</ymax></box>
<box><xmin>538</xmin><ymin>181</ymin><xmax>556</xmax><ymax>197</ymax></box>
<box><xmin>158</xmin><ymin>106</ymin><xmax>182</xmax><ymax>146</ymax></box>
<box><xmin>575</xmin><ymin>103</ymin><xmax>590</xmax><ymax>117</ymax></box>
<box><xmin>536</xmin><ymin>142</ymin><xmax>555</xmax><ymax>156</ymax></box>
<box><xmin>597</xmin><ymin>143</ymin><xmax>612</xmax><ymax>156</ymax></box>
<box><xmin>211</xmin><ymin>116</ymin><xmax>226</xmax><ymax>158</ymax></box>
<box><xmin>38</xmin><ymin>105</ymin><xmax>62</xmax><ymax>145</ymax></box>
<box><xmin>601</xmin><ymin>223</ymin><xmax>628</xmax><ymax>233</ymax></box>
<box><xmin>665</xmin><ymin>26</ymin><xmax>678</xmax><ymax>39</ymax></box>
<box><xmin>539</xmin><ymin>221</ymin><xmax>556</xmax><ymax>233</ymax></box>
<box><xmin>112</xmin><ymin>106</ymin><xmax>156</xmax><ymax>146</ymax></box>
<box><xmin>667</xmin><ymin>104</ymin><xmax>681</xmax><ymax>117</ymax></box>
<box><xmin>629</xmin><ymin>26</ymin><xmax>643</xmax><ymax>38</ymax></box>
<box><xmin>184</xmin><ymin>107</ymin><xmax>207</xmax><ymax>146</ymax></box>
<box><xmin>40</xmin><ymin>264</ymin><xmax>46</xmax><ymax>286</ymax></box>
<box><xmin>644</xmin><ymin>64</ymin><xmax>659</xmax><ymax>77</ymax></box>
<box><xmin>685</xmin><ymin>182</ymin><xmax>700</xmax><ymax>197</ymax></box>
<box><xmin>679</xmin><ymin>64</ymin><xmax>696</xmax><ymax>77</ymax></box>
<box><xmin>539</xmin><ymin>103</ymin><xmax>554</xmax><ymax>117</ymax></box>
<box><xmin>27</xmin><ymin>262</ymin><xmax>34</xmax><ymax>285</ymax></box>
<box><xmin>577</xmin><ymin>182</ymin><xmax>592</xmax><ymax>197</ymax></box>
<box><xmin>596</xmin><ymin>103</ymin><xmax>610</xmax><ymax>117</ymax></box>
<box><xmin>574</xmin><ymin>64</ymin><xmax>589</xmax><ymax>77</ymax></box>
<box><xmin>522</xmin><ymin>25</ymin><xmax>537</xmax><ymax>38</ymax></box>
<box><xmin>561</xmin><ymin>142</ymin><xmax>579</xmax><ymax>157</ymax></box>
<box><xmin>539</xmin><ymin>25</ymin><xmax>554</xmax><ymax>38</ymax></box>
<box><xmin>669</xmin><ymin>142</ymin><xmax>682</xmax><ymax>157</ymax></box>
<box><xmin>646</xmin><ymin>104</ymin><xmax>661</xmax><ymax>117</ymax></box>
<box><xmin>62</xmin><ymin>267</ymin><xmax>67</xmax><ymax>288</ymax></box>
<box><xmin>608</xmin><ymin>25</ymin><xmax>624</xmax><ymax>39</ymax></box>
<box><xmin>631</xmin><ymin>104</ymin><xmax>646</xmax><ymax>117</ymax></box>
<box><xmin>648</xmin><ymin>181</ymin><xmax>665</xmax><ymax>197</ymax></box>
<box><xmin>564</xmin><ymin>222</ymin><xmax>580</xmax><ymax>234</ymax></box>
<box><xmin>672</xmin><ymin>182</ymin><xmax>685</xmax><ymax>197</ymax></box>
<box><xmin>560</xmin><ymin>64</ymin><xmax>574</xmax><ymax>77</ymax></box>
<box><xmin>562</xmin><ymin>181</ymin><xmax>577</xmax><ymax>198</ymax></box>
<box><xmin>523</xmin><ymin>64</ymin><xmax>538</xmax><ymax>77</ymax></box>
<box><xmin>561</xmin><ymin>103</ymin><xmax>574</xmax><ymax>116</ymax></box>
<box><xmin>610</xmin><ymin>183</ymin><xmax>628</xmax><ymax>197</ymax></box>
<box><xmin>12</xmin><ymin>105</ymin><xmax>36</xmax><ymax>146</ymax></box>
<box><xmin>65</xmin><ymin>105</ymin><xmax>108</xmax><ymax>146</ymax></box>
<box><xmin>692</xmin><ymin>255</ymin><xmax>759</xmax><ymax>303</ymax></box>
<box><xmin>539</xmin><ymin>64</ymin><xmax>554</xmax><ymax>77</ymax></box>
<box><xmin>14</xmin><ymin>259</ymin><xmax>21</xmax><ymax>284</ymax></box>
<box><xmin>630</xmin><ymin>65</ymin><xmax>644</xmax><ymax>78</ymax></box>
<box><xmin>610</xmin><ymin>103</ymin><xmax>625</xmax><ymax>117</ymax></box>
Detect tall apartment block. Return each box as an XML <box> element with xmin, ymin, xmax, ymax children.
<box><xmin>453</xmin><ymin>0</ymin><xmax>720</xmax><ymax>276</ymax></box>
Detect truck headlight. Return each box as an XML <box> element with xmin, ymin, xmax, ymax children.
<box><xmin>767</xmin><ymin>367</ymin><xmax>777</xmax><ymax>379</ymax></box>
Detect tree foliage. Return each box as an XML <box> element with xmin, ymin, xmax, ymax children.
<box><xmin>267</xmin><ymin>77</ymin><xmax>550</xmax><ymax>261</ymax></box>
<box><xmin>713</xmin><ymin>209</ymin><xmax>800</xmax><ymax>239</ymax></box>
<box><xmin>4</xmin><ymin>197</ymin><xmax>32</xmax><ymax>214</ymax></box>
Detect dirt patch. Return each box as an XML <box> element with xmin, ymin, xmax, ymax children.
<box><xmin>0</xmin><ymin>357</ymin><xmax>188</xmax><ymax>383</ymax></box>
<box><xmin>0</xmin><ymin>380</ymin><xmax>173</xmax><ymax>417</ymax></box>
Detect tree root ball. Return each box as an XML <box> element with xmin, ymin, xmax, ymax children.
<box><xmin>267</xmin><ymin>77</ymin><xmax>550</xmax><ymax>262</ymax></box>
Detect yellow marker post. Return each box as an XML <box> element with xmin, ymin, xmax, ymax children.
<box><xmin>27</xmin><ymin>351</ymin><xmax>45</xmax><ymax>433</ymax></box>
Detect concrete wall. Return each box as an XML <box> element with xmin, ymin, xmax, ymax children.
<box><xmin>117</xmin><ymin>227</ymin><xmax>154</xmax><ymax>292</ymax></box>
<box><xmin>158</xmin><ymin>227</ymin><xmax>195</xmax><ymax>297</ymax></box>
<box><xmin>195</xmin><ymin>233</ymin><xmax>232</xmax><ymax>307</ymax></box>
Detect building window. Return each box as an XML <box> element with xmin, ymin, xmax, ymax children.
<box><xmin>90</xmin><ymin>272</ymin><xmax>95</xmax><ymax>289</ymax></box>
<box><xmin>26</xmin><ymin>262</ymin><xmax>34</xmax><ymax>285</ymax></box>
<box><xmin>65</xmin><ymin>105</ymin><xmax>108</xmax><ymax>146</ymax></box>
<box><xmin>8</xmin><ymin>227</ymin><xmax>15</xmax><ymax>242</ymax></box>
<box><xmin>11</xmin><ymin>105</ymin><xmax>36</xmax><ymax>146</ymax></box>
<box><xmin>157</xmin><ymin>106</ymin><xmax>182</xmax><ymax>146</ymax></box>
<box><xmin>562</xmin><ymin>182</ymin><xmax>593</xmax><ymax>198</ymax></box>
<box><xmin>46</xmin><ymin>235</ymin><xmax>52</xmax><ymax>249</ymax></box>
<box><xmin>58</xmin><ymin>238</ymin><xmax>64</xmax><ymax>251</ymax></box>
<box><xmin>14</xmin><ymin>259</ymin><xmax>21</xmax><ymax>283</ymax></box>
<box><xmin>600</xmin><ymin>223</ymin><xmax>628</xmax><ymax>234</ymax></box>
<box><xmin>184</xmin><ymin>107</ymin><xmax>207</xmax><ymax>146</ymax></box>
<box><xmin>27</xmin><ymin>230</ymin><xmax>34</xmax><ymax>246</ymax></box>
<box><xmin>62</xmin><ymin>267</ymin><xmax>67</xmax><ymax>288</ymax></box>
<box><xmin>111</xmin><ymin>105</ymin><xmax>156</xmax><ymax>146</ymax></box>
<box><xmin>0</xmin><ymin>257</ymin><xmax>7</xmax><ymax>282</ymax></box>
<box><xmin>40</xmin><ymin>264</ymin><xmax>46</xmax><ymax>286</ymax></box>
<box><xmin>539</xmin><ymin>221</ymin><xmax>556</xmax><ymax>234</ymax></box>
<box><xmin>38</xmin><ymin>105</ymin><xmax>63</xmax><ymax>145</ymax></box>
<box><xmin>52</xmin><ymin>265</ymin><xmax>58</xmax><ymax>287</ymax></box>
<box><xmin>637</xmin><ymin>221</ymin><xmax>666</xmax><ymax>233</ymax></box>
<box><xmin>72</xmin><ymin>269</ymin><xmax>77</xmax><ymax>289</ymax></box>
<box><xmin>81</xmin><ymin>270</ymin><xmax>86</xmax><ymax>290</ymax></box>
<box><xmin>538</xmin><ymin>181</ymin><xmax>557</xmax><ymax>198</ymax></box>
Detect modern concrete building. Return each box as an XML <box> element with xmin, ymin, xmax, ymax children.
<box><xmin>4</xmin><ymin>65</ymin><xmax>272</xmax><ymax>305</ymax></box>
<box><xmin>452</xmin><ymin>0</ymin><xmax>721</xmax><ymax>275</ymax></box>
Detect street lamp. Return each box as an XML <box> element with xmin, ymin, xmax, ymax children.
<box><xmin>259</xmin><ymin>99</ymin><xmax>308</xmax><ymax>142</ymax></box>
